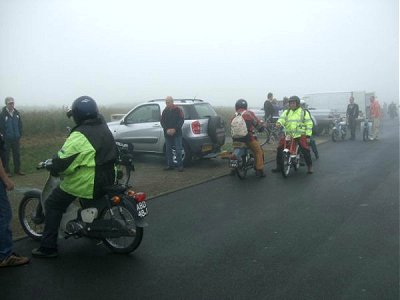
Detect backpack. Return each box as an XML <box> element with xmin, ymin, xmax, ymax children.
<box><xmin>230</xmin><ymin>111</ymin><xmax>248</xmax><ymax>138</ymax></box>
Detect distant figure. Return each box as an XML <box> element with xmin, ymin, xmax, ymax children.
<box><xmin>0</xmin><ymin>97</ymin><xmax>24</xmax><ymax>176</ymax></box>
<box><xmin>160</xmin><ymin>96</ymin><xmax>185</xmax><ymax>172</ymax></box>
<box><xmin>346</xmin><ymin>96</ymin><xmax>359</xmax><ymax>140</ymax></box>
<box><xmin>388</xmin><ymin>102</ymin><xmax>398</xmax><ymax>119</ymax></box>
<box><xmin>369</xmin><ymin>95</ymin><xmax>382</xmax><ymax>140</ymax></box>
<box><xmin>282</xmin><ymin>97</ymin><xmax>289</xmax><ymax>110</ymax></box>
<box><xmin>271</xmin><ymin>98</ymin><xmax>280</xmax><ymax>121</ymax></box>
<box><xmin>301</xmin><ymin>100</ymin><xmax>319</xmax><ymax>159</ymax></box>
<box><xmin>263</xmin><ymin>92</ymin><xmax>274</xmax><ymax>122</ymax></box>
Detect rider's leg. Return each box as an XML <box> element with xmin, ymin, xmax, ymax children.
<box><xmin>34</xmin><ymin>186</ymin><xmax>76</xmax><ymax>255</ymax></box>
<box><xmin>272</xmin><ymin>139</ymin><xmax>284</xmax><ymax>172</ymax></box>
<box><xmin>298</xmin><ymin>137</ymin><xmax>313</xmax><ymax>173</ymax></box>
<box><xmin>247</xmin><ymin>140</ymin><xmax>264</xmax><ymax>170</ymax></box>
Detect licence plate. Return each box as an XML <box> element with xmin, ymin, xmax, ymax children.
<box><xmin>136</xmin><ymin>201</ymin><xmax>148</xmax><ymax>218</ymax></box>
<box><xmin>201</xmin><ymin>144</ymin><xmax>213</xmax><ymax>152</ymax></box>
<box><xmin>230</xmin><ymin>160</ymin><xmax>238</xmax><ymax>168</ymax></box>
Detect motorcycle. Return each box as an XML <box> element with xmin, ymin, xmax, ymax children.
<box><xmin>362</xmin><ymin>117</ymin><xmax>373</xmax><ymax>141</ymax></box>
<box><xmin>280</xmin><ymin>130</ymin><xmax>303</xmax><ymax>178</ymax></box>
<box><xmin>331</xmin><ymin>116</ymin><xmax>347</xmax><ymax>142</ymax></box>
<box><xmin>229</xmin><ymin>141</ymin><xmax>256</xmax><ymax>179</ymax></box>
<box><xmin>18</xmin><ymin>142</ymin><xmax>148</xmax><ymax>254</ymax></box>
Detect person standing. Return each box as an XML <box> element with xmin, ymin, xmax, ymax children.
<box><xmin>263</xmin><ymin>92</ymin><xmax>274</xmax><ymax>122</ymax></box>
<box><xmin>0</xmin><ymin>132</ymin><xmax>30</xmax><ymax>267</ymax></box>
<box><xmin>346</xmin><ymin>96</ymin><xmax>359</xmax><ymax>140</ymax></box>
<box><xmin>0</xmin><ymin>97</ymin><xmax>24</xmax><ymax>176</ymax></box>
<box><xmin>369</xmin><ymin>95</ymin><xmax>382</xmax><ymax>140</ymax></box>
<box><xmin>160</xmin><ymin>96</ymin><xmax>185</xmax><ymax>172</ymax></box>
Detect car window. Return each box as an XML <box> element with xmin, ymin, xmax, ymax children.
<box><xmin>176</xmin><ymin>105</ymin><xmax>194</xmax><ymax>120</ymax></box>
<box><xmin>193</xmin><ymin>103</ymin><xmax>218</xmax><ymax>118</ymax></box>
<box><xmin>125</xmin><ymin>104</ymin><xmax>160</xmax><ymax>124</ymax></box>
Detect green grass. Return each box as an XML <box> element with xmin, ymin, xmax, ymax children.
<box><xmin>19</xmin><ymin>135</ymin><xmax>67</xmax><ymax>174</ymax></box>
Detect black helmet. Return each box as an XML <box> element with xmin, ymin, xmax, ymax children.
<box><xmin>67</xmin><ymin>96</ymin><xmax>99</xmax><ymax>124</ymax></box>
<box><xmin>235</xmin><ymin>99</ymin><xmax>248</xmax><ymax>110</ymax></box>
<box><xmin>288</xmin><ymin>95</ymin><xmax>300</xmax><ymax>106</ymax></box>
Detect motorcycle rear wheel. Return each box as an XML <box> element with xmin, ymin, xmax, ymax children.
<box><xmin>18</xmin><ymin>196</ymin><xmax>44</xmax><ymax>241</ymax></box>
<box><xmin>101</xmin><ymin>202</ymin><xmax>143</xmax><ymax>254</ymax></box>
<box><xmin>236</xmin><ymin>159</ymin><xmax>248</xmax><ymax>179</ymax></box>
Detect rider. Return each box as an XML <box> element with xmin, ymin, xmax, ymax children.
<box><xmin>231</xmin><ymin>99</ymin><xmax>266</xmax><ymax>177</ymax></box>
<box><xmin>271</xmin><ymin>96</ymin><xmax>314</xmax><ymax>174</ymax></box>
<box><xmin>32</xmin><ymin>96</ymin><xmax>117</xmax><ymax>258</ymax></box>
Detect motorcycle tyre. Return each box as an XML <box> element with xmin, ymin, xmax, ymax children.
<box><xmin>18</xmin><ymin>195</ymin><xmax>44</xmax><ymax>241</ymax></box>
<box><xmin>101</xmin><ymin>201</ymin><xmax>144</xmax><ymax>254</ymax></box>
<box><xmin>281</xmin><ymin>153</ymin><xmax>291</xmax><ymax>178</ymax></box>
<box><xmin>235</xmin><ymin>162</ymin><xmax>248</xmax><ymax>179</ymax></box>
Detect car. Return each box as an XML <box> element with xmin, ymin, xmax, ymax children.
<box><xmin>107</xmin><ymin>99</ymin><xmax>226</xmax><ymax>166</ymax></box>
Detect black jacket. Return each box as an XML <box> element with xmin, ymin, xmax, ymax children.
<box><xmin>263</xmin><ymin>100</ymin><xmax>274</xmax><ymax>121</ymax></box>
<box><xmin>160</xmin><ymin>105</ymin><xmax>184</xmax><ymax>136</ymax></box>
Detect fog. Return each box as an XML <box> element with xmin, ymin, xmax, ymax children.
<box><xmin>0</xmin><ymin>0</ymin><xmax>398</xmax><ymax>109</ymax></box>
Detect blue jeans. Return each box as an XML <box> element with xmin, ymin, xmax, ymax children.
<box><xmin>0</xmin><ymin>181</ymin><xmax>13</xmax><ymax>260</ymax></box>
<box><xmin>165</xmin><ymin>134</ymin><xmax>183</xmax><ymax>168</ymax></box>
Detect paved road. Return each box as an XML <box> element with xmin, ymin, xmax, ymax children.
<box><xmin>2</xmin><ymin>119</ymin><xmax>399</xmax><ymax>299</ymax></box>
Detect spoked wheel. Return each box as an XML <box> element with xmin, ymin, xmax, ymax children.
<box><xmin>281</xmin><ymin>153</ymin><xmax>291</xmax><ymax>178</ymax></box>
<box><xmin>101</xmin><ymin>203</ymin><xmax>143</xmax><ymax>254</ymax></box>
<box><xmin>235</xmin><ymin>158</ymin><xmax>248</xmax><ymax>179</ymax></box>
<box><xmin>258</xmin><ymin>130</ymin><xmax>270</xmax><ymax>147</ymax></box>
<box><xmin>18</xmin><ymin>196</ymin><xmax>44</xmax><ymax>241</ymax></box>
<box><xmin>269</xmin><ymin>132</ymin><xmax>279</xmax><ymax>145</ymax></box>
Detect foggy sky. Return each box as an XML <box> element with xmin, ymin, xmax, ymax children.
<box><xmin>0</xmin><ymin>0</ymin><xmax>398</xmax><ymax>109</ymax></box>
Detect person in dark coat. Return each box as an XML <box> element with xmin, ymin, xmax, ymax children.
<box><xmin>263</xmin><ymin>92</ymin><xmax>275</xmax><ymax>122</ymax></box>
<box><xmin>346</xmin><ymin>96</ymin><xmax>359</xmax><ymax>140</ymax></box>
<box><xmin>0</xmin><ymin>97</ymin><xmax>24</xmax><ymax>176</ymax></box>
<box><xmin>160</xmin><ymin>96</ymin><xmax>185</xmax><ymax>172</ymax></box>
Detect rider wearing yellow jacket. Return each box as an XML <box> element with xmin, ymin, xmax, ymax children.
<box><xmin>272</xmin><ymin>96</ymin><xmax>314</xmax><ymax>174</ymax></box>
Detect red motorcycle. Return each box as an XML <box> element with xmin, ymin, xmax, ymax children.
<box><xmin>280</xmin><ymin>130</ymin><xmax>303</xmax><ymax>178</ymax></box>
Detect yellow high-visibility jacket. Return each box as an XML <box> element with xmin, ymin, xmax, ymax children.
<box><xmin>277</xmin><ymin>107</ymin><xmax>313</xmax><ymax>138</ymax></box>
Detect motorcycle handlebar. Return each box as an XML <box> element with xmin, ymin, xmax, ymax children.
<box><xmin>37</xmin><ymin>159</ymin><xmax>53</xmax><ymax>170</ymax></box>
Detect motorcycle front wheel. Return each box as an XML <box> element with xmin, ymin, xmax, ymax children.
<box><xmin>100</xmin><ymin>202</ymin><xmax>143</xmax><ymax>254</ymax></box>
<box><xmin>18</xmin><ymin>196</ymin><xmax>44</xmax><ymax>241</ymax></box>
<box><xmin>281</xmin><ymin>153</ymin><xmax>291</xmax><ymax>178</ymax></box>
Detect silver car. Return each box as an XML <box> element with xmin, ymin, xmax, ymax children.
<box><xmin>107</xmin><ymin>99</ymin><xmax>226</xmax><ymax>165</ymax></box>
